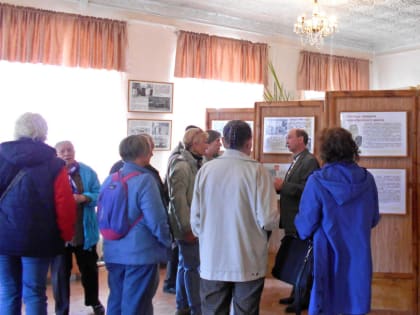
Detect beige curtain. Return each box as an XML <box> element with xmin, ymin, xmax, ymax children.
<box><xmin>0</xmin><ymin>3</ymin><xmax>127</xmax><ymax>71</ymax></box>
<box><xmin>175</xmin><ymin>31</ymin><xmax>268</xmax><ymax>84</ymax></box>
<box><xmin>297</xmin><ymin>50</ymin><xmax>370</xmax><ymax>91</ymax></box>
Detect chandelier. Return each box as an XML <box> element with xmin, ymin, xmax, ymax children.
<box><xmin>294</xmin><ymin>0</ymin><xmax>338</xmax><ymax>47</ymax></box>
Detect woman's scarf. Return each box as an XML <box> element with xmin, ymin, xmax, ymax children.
<box><xmin>67</xmin><ymin>162</ymin><xmax>80</xmax><ymax>193</ymax></box>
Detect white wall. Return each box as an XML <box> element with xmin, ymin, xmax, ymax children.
<box><xmin>125</xmin><ymin>22</ymin><xmax>178</xmax><ymax>175</ymax></box>
<box><xmin>372</xmin><ymin>48</ymin><xmax>420</xmax><ymax>89</ymax></box>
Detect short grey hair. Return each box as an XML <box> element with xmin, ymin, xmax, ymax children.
<box><xmin>14</xmin><ymin>112</ymin><xmax>48</xmax><ymax>142</ymax></box>
<box><xmin>119</xmin><ymin>135</ymin><xmax>151</xmax><ymax>162</ymax></box>
<box><xmin>55</xmin><ymin>140</ymin><xmax>73</xmax><ymax>150</ymax></box>
<box><xmin>139</xmin><ymin>133</ymin><xmax>154</xmax><ymax>149</ymax></box>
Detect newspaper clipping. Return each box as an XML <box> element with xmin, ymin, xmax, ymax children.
<box><xmin>263</xmin><ymin>117</ymin><xmax>315</xmax><ymax>154</ymax></box>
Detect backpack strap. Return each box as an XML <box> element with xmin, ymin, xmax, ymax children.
<box><xmin>113</xmin><ymin>170</ymin><xmax>142</xmax><ymax>199</ymax></box>
<box><xmin>116</xmin><ymin>170</ymin><xmax>143</xmax><ymax>227</ymax></box>
<box><xmin>112</xmin><ymin>170</ymin><xmax>141</xmax><ymax>184</ymax></box>
<box><xmin>0</xmin><ymin>169</ymin><xmax>26</xmax><ymax>203</ymax></box>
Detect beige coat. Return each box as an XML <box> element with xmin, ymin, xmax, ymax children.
<box><xmin>191</xmin><ymin>149</ymin><xmax>279</xmax><ymax>281</ymax></box>
<box><xmin>167</xmin><ymin>148</ymin><xmax>199</xmax><ymax>240</ymax></box>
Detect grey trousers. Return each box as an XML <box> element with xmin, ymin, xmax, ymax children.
<box><xmin>200</xmin><ymin>277</ymin><xmax>265</xmax><ymax>315</ymax></box>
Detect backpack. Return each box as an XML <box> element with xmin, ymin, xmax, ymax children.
<box><xmin>97</xmin><ymin>170</ymin><xmax>142</xmax><ymax>240</ymax></box>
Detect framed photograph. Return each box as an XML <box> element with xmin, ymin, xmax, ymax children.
<box><xmin>263</xmin><ymin>116</ymin><xmax>315</xmax><ymax>154</ymax></box>
<box><xmin>128</xmin><ymin>80</ymin><xmax>173</xmax><ymax>113</ymax></box>
<box><xmin>127</xmin><ymin>119</ymin><xmax>172</xmax><ymax>151</ymax></box>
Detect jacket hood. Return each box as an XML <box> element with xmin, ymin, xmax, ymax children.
<box><xmin>312</xmin><ymin>162</ymin><xmax>371</xmax><ymax>206</ymax></box>
<box><xmin>0</xmin><ymin>138</ymin><xmax>57</xmax><ymax>168</ymax></box>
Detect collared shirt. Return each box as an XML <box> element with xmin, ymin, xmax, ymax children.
<box><xmin>285</xmin><ymin>152</ymin><xmax>303</xmax><ymax>181</ymax></box>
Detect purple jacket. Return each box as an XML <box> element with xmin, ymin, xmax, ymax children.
<box><xmin>0</xmin><ymin>138</ymin><xmax>67</xmax><ymax>256</ymax></box>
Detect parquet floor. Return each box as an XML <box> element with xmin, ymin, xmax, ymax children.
<box><xmin>34</xmin><ymin>263</ymin><xmax>406</xmax><ymax>315</ymax></box>
<box><xmin>42</xmin><ymin>265</ymin><xmax>297</xmax><ymax>315</ymax></box>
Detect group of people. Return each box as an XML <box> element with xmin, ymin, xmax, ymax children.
<box><xmin>0</xmin><ymin>112</ymin><xmax>380</xmax><ymax>315</ymax></box>
<box><xmin>0</xmin><ymin>113</ymin><xmax>105</xmax><ymax>315</ymax></box>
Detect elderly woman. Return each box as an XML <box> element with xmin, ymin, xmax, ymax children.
<box><xmin>295</xmin><ymin>127</ymin><xmax>380</xmax><ymax>315</ymax></box>
<box><xmin>0</xmin><ymin>112</ymin><xmax>76</xmax><ymax>315</ymax></box>
<box><xmin>103</xmin><ymin>135</ymin><xmax>171</xmax><ymax>315</ymax></box>
<box><xmin>51</xmin><ymin>140</ymin><xmax>104</xmax><ymax>315</ymax></box>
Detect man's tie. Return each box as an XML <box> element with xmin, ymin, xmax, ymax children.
<box><xmin>284</xmin><ymin>157</ymin><xmax>298</xmax><ymax>181</ymax></box>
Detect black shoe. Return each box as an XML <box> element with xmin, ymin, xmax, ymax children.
<box><xmin>285</xmin><ymin>303</ymin><xmax>308</xmax><ymax>313</ymax></box>
<box><xmin>279</xmin><ymin>296</ymin><xmax>294</xmax><ymax>305</ymax></box>
<box><xmin>163</xmin><ymin>286</ymin><xmax>176</xmax><ymax>294</ymax></box>
<box><xmin>92</xmin><ymin>303</ymin><xmax>105</xmax><ymax>315</ymax></box>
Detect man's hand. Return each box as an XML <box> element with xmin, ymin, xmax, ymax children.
<box><xmin>274</xmin><ymin>177</ymin><xmax>284</xmax><ymax>191</ymax></box>
<box><xmin>73</xmin><ymin>194</ymin><xmax>88</xmax><ymax>204</ymax></box>
<box><xmin>183</xmin><ymin>230</ymin><xmax>198</xmax><ymax>243</ymax></box>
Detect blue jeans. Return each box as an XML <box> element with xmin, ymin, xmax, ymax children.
<box><xmin>176</xmin><ymin>240</ymin><xmax>201</xmax><ymax>315</ymax></box>
<box><xmin>0</xmin><ymin>255</ymin><xmax>51</xmax><ymax>315</ymax></box>
<box><xmin>106</xmin><ymin>263</ymin><xmax>159</xmax><ymax>315</ymax></box>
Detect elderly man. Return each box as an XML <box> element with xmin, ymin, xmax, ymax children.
<box><xmin>167</xmin><ymin>128</ymin><xmax>208</xmax><ymax>315</ymax></box>
<box><xmin>191</xmin><ymin>120</ymin><xmax>279</xmax><ymax>314</ymax></box>
<box><xmin>274</xmin><ymin>128</ymin><xmax>319</xmax><ymax>313</ymax></box>
<box><xmin>203</xmin><ymin>129</ymin><xmax>221</xmax><ymax>163</ymax></box>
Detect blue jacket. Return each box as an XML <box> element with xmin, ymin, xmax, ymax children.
<box><xmin>295</xmin><ymin>162</ymin><xmax>380</xmax><ymax>315</ymax></box>
<box><xmin>0</xmin><ymin>138</ymin><xmax>65</xmax><ymax>256</ymax></box>
<box><xmin>102</xmin><ymin>162</ymin><xmax>171</xmax><ymax>265</ymax></box>
<box><xmin>78</xmin><ymin>162</ymin><xmax>101</xmax><ymax>250</ymax></box>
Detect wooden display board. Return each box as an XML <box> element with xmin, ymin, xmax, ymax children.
<box><xmin>205</xmin><ymin>108</ymin><xmax>255</xmax><ymax>156</ymax></box>
<box><xmin>254</xmin><ymin>100</ymin><xmax>325</xmax><ymax>163</ymax></box>
<box><xmin>205</xmin><ymin>108</ymin><xmax>254</xmax><ymax>130</ymax></box>
<box><xmin>326</xmin><ymin>90</ymin><xmax>418</xmax><ymax>313</ymax></box>
<box><xmin>254</xmin><ymin>100</ymin><xmax>325</xmax><ymax>253</ymax></box>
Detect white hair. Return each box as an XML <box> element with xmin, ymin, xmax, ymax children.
<box><xmin>14</xmin><ymin>112</ymin><xmax>48</xmax><ymax>142</ymax></box>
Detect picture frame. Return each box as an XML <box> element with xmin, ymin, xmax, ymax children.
<box><xmin>263</xmin><ymin>116</ymin><xmax>315</xmax><ymax>154</ymax></box>
<box><xmin>128</xmin><ymin>80</ymin><xmax>173</xmax><ymax>113</ymax></box>
<box><xmin>127</xmin><ymin>119</ymin><xmax>172</xmax><ymax>151</ymax></box>
<box><xmin>369</xmin><ymin>168</ymin><xmax>406</xmax><ymax>215</ymax></box>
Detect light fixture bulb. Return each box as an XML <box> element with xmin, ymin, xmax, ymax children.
<box><xmin>293</xmin><ymin>0</ymin><xmax>338</xmax><ymax>47</ymax></box>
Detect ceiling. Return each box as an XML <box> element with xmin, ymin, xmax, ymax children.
<box><xmin>71</xmin><ymin>0</ymin><xmax>420</xmax><ymax>53</ymax></box>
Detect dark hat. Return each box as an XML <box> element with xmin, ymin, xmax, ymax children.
<box><xmin>185</xmin><ymin>125</ymin><xmax>199</xmax><ymax>131</ymax></box>
<box><xmin>206</xmin><ymin>130</ymin><xmax>221</xmax><ymax>144</ymax></box>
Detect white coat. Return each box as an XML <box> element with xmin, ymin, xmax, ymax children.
<box><xmin>191</xmin><ymin>149</ymin><xmax>279</xmax><ymax>282</ymax></box>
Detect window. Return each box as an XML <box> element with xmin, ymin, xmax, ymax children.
<box><xmin>171</xmin><ymin>77</ymin><xmax>263</xmax><ymax>133</ymax></box>
<box><xmin>0</xmin><ymin>61</ymin><xmax>126</xmax><ymax>181</ymax></box>
<box><xmin>303</xmin><ymin>90</ymin><xmax>325</xmax><ymax>100</ymax></box>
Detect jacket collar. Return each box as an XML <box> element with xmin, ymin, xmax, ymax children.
<box><xmin>219</xmin><ymin>149</ymin><xmax>256</xmax><ymax>162</ymax></box>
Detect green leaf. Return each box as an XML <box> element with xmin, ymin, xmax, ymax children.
<box><xmin>264</xmin><ymin>60</ymin><xmax>291</xmax><ymax>101</ymax></box>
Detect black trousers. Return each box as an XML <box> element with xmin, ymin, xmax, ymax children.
<box><xmin>200</xmin><ymin>277</ymin><xmax>265</xmax><ymax>315</ymax></box>
<box><xmin>51</xmin><ymin>245</ymin><xmax>100</xmax><ymax>315</ymax></box>
<box><xmin>163</xmin><ymin>243</ymin><xmax>179</xmax><ymax>289</ymax></box>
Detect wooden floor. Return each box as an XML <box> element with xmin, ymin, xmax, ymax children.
<box><xmin>42</xmin><ymin>265</ymin><xmax>299</xmax><ymax>315</ymax></box>
<box><xmin>36</xmin><ymin>264</ymin><xmax>407</xmax><ymax>315</ymax></box>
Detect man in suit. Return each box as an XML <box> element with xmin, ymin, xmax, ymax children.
<box><xmin>274</xmin><ymin>128</ymin><xmax>319</xmax><ymax>313</ymax></box>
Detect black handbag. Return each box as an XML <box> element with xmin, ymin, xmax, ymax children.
<box><xmin>272</xmin><ymin>235</ymin><xmax>313</xmax><ymax>315</ymax></box>
<box><xmin>272</xmin><ymin>235</ymin><xmax>313</xmax><ymax>285</ymax></box>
